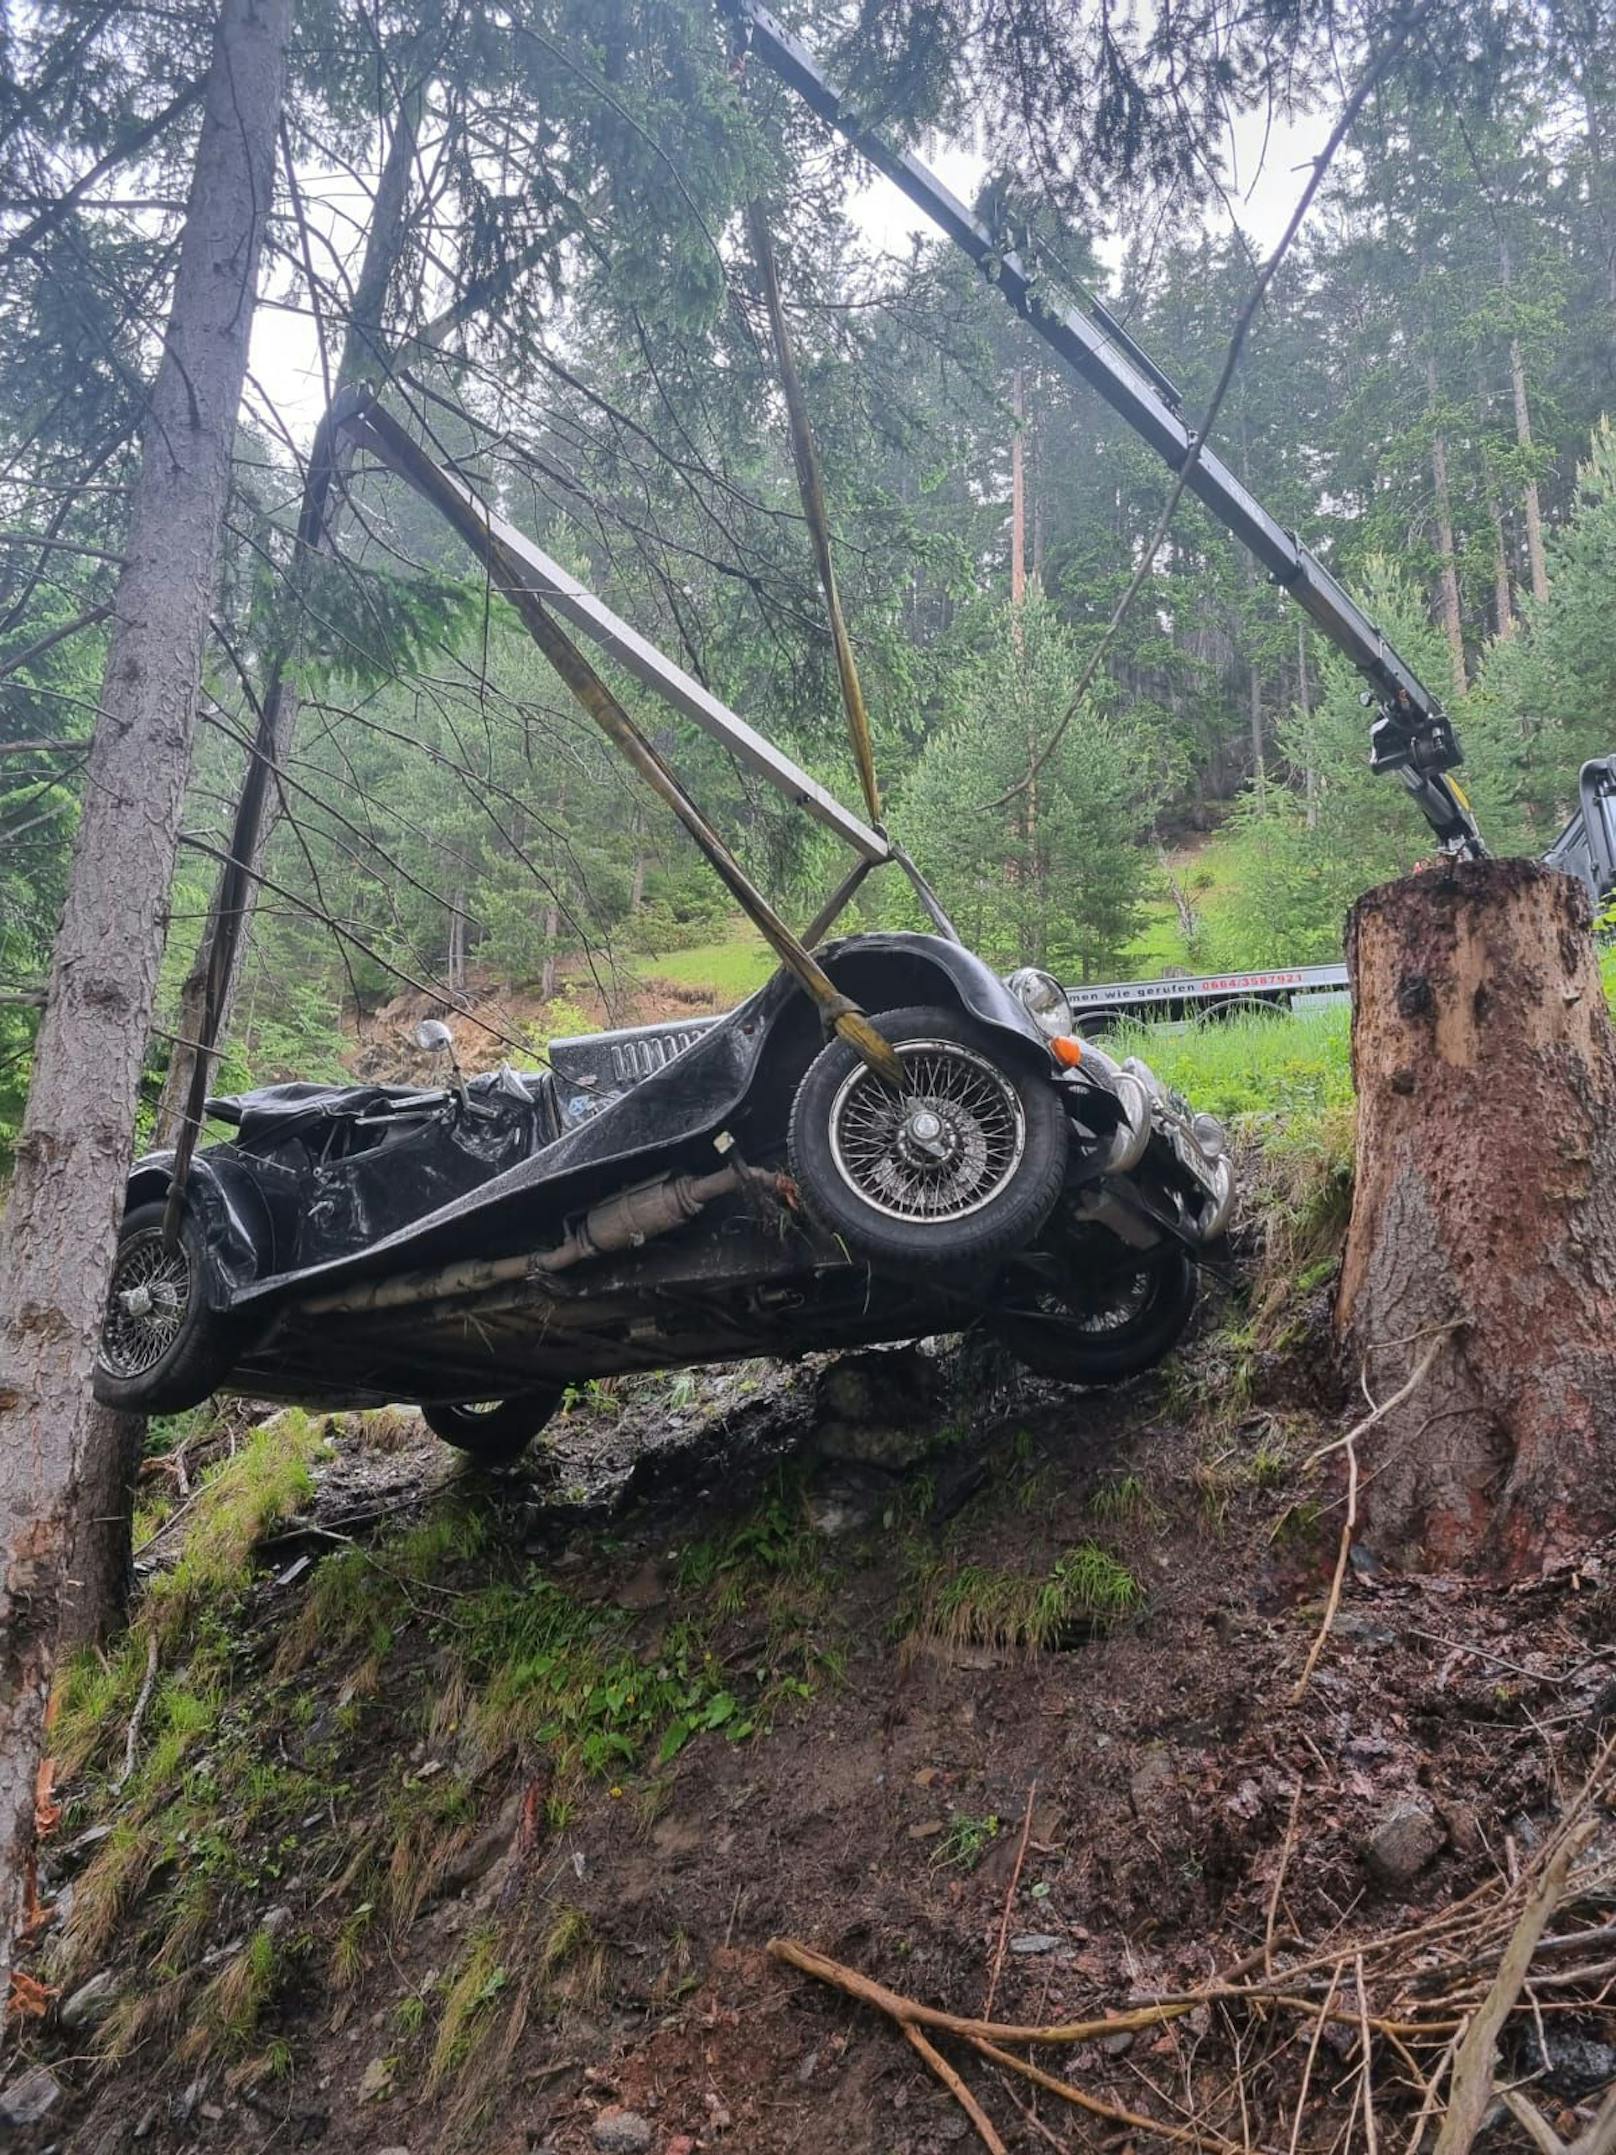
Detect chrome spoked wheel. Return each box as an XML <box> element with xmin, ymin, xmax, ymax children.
<box><xmin>993</xmin><ymin>1250</ymin><xmax>1198</xmax><ymax>1386</ymax></box>
<box><xmin>1065</xmin><ymin>1269</ymin><xmax>1158</xmax><ymax>1335</ymax></box>
<box><xmin>99</xmin><ymin>1226</ymin><xmax>192</xmax><ymax>1379</ymax></box>
<box><xmin>828</xmin><ymin>1039</ymin><xmax>1027</xmax><ymax>1224</ymax></box>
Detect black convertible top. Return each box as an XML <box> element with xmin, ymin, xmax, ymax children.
<box><xmin>206</xmin><ymin>1069</ymin><xmax>541</xmax><ymax>1146</ymax></box>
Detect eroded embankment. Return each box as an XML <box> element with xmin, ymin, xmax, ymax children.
<box><xmin>8</xmin><ymin>1208</ymin><xmax>1616</xmax><ymax>2155</ymax></box>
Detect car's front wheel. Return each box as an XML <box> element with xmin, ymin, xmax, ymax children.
<box><xmin>788</xmin><ymin>1004</ymin><xmax>1068</xmax><ymax>1274</ymax></box>
<box><xmin>95</xmin><ymin>1199</ymin><xmax>237</xmax><ymax>1412</ymax></box>
<box><xmin>993</xmin><ymin>1248</ymin><xmax>1197</xmax><ymax>1385</ymax></box>
<box><xmin>420</xmin><ymin>1389</ymin><xmax>563</xmax><ymax>1466</ymax></box>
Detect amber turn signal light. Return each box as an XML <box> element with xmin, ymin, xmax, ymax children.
<box><xmin>1050</xmin><ymin>1036</ymin><xmax>1083</xmax><ymax>1067</ymax></box>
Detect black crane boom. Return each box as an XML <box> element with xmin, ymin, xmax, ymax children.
<box><xmin>730</xmin><ymin>0</ymin><xmax>1487</xmax><ymax>863</ymax></box>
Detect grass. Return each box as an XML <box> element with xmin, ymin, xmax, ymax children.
<box><xmin>1087</xmin><ymin>1473</ymin><xmax>1160</xmax><ymax>1526</ymax></box>
<box><xmin>179</xmin><ymin>1925</ymin><xmax>284</xmax><ymax>2061</ymax></box>
<box><xmin>1110</xmin><ymin>1000</ymin><xmax>1353</xmax><ymax>1132</ymax></box>
<box><xmin>933</xmin><ymin>1812</ymin><xmax>1001</xmax><ymax>1870</ymax></box>
<box><xmin>905</xmin><ymin>1542</ymin><xmax>1142</xmax><ymax>1660</ymax></box>
<box><xmin>426</xmin><ymin>1924</ymin><xmax>510</xmax><ymax>2094</ymax></box>
<box><xmin>631</xmin><ymin>922</ymin><xmax>774</xmax><ymax>1002</ymax></box>
<box><xmin>145</xmin><ymin>1410</ymin><xmax>328</xmax><ymax>1639</ymax></box>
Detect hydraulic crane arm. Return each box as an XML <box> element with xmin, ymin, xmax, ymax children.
<box><xmin>729</xmin><ymin>0</ymin><xmax>1487</xmax><ymax>864</ymax></box>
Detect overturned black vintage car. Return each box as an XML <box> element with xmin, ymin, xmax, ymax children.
<box><xmin>96</xmin><ymin>933</ymin><xmax>1234</xmax><ymax>1464</ymax></box>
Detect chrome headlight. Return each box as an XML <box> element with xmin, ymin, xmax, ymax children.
<box><xmin>1193</xmin><ymin>1110</ymin><xmax>1227</xmax><ymax>1161</ymax></box>
<box><xmin>1006</xmin><ymin>966</ymin><xmax>1072</xmax><ymax>1039</ymax></box>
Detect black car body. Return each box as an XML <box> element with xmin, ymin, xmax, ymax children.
<box><xmin>97</xmin><ymin>933</ymin><xmax>1233</xmax><ymax>1461</ymax></box>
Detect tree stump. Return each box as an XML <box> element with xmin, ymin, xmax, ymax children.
<box><xmin>1338</xmin><ymin>856</ymin><xmax>1616</xmax><ymax>1576</ymax></box>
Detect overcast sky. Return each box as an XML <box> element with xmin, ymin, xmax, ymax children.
<box><xmin>247</xmin><ymin>98</ymin><xmax>1331</xmax><ymax>446</ymax></box>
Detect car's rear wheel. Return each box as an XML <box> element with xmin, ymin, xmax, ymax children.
<box><xmin>788</xmin><ymin>1004</ymin><xmax>1068</xmax><ymax>1274</ymax></box>
<box><xmin>421</xmin><ymin>1389</ymin><xmax>563</xmax><ymax>1466</ymax></box>
<box><xmin>95</xmin><ymin>1199</ymin><xmax>237</xmax><ymax>1413</ymax></box>
<box><xmin>994</xmin><ymin>1248</ymin><xmax>1197</xmax><ymax>1385</ymax></box>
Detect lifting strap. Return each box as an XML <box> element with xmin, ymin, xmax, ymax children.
<box><xmin>345</xmin><ymin>396</ymin><xmax>905</xmax><ymax>1089</ymax></box>
<box><xmin>745</xmin><ymin>199</ymin><xmax>884</xmax><ymax>832</ymax></box>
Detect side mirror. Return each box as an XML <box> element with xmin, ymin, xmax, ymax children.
<box><xmin>414</xmin><ymin>1016</ymin><xmax>468</xmax><ymax>1112</ymax></box>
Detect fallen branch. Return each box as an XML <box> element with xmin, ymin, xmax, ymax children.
<box><xmin>965</xmin><ymin>2032</ymin><xmax>1238</xmax><ymax>2151</ymax></box>
<box><xmin>1433</xmin><ymin>1823</ymin><xmax>1594</xmax><ymax>2155</ymax></box>
<box><xmin>905</xmin><ymin>2023</ymin><xmax>1006</xmax><ymax>2155</ymax></box>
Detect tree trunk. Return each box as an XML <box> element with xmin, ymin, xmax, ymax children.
<box><xmin>1337</xmin><ymin>857</ymin><xmax>1616</xmax><ymax>1577</ymax></box>
<box><xmin>58</xmin><ymin>1406</ymin><xmax>144</xmax><ymax>1651</ymax></box>
<box><xmin>1010</xmin><ymin>366</ymin><xmax>1026</xmax><ymax>613</ymax></box>
<box><xmin>1298</xmin><ymin>621</ymin><xmax>1318</xmax><ymax>831</ymax></box>
<box><xmin>0</xmin><ymin>0</ymin><xmax>289</xmax><ymax>2008</ymax></box>
<box><xmin>447</xmin><ymin>890</ymin><xmax>466</xmax><ymax>994</ymax></box>
<box><xmin>1425</xmin><ymin>351</ymin><xmax>1468</xmax><ymax>691</ymax></box>
<box><xmin>153</xmin><ymin>86</ymin><xmax>422</xmax><ymax>1145</ymax></box>
<box><xmin>1499</xmin><ymin>240</ymin><xmax>1550</xmax><ymax>607</ymax></box>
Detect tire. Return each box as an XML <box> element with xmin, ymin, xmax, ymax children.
<box><xmin>421</xmin><ymin>1389</ymin><xmax>563</xmax><ymax>1466</ymax></box>
<box><xmin>994</xmin><ymin>1248</ymin><xmax>1197</xmax><ymax>1386</ymax></box>
<box><xmin>94</xmin><ymin>1199</ymin><xmax>237</xmax><ymax>1413</ymax></box>
<box><xmin>788</xmin><ymin>1004</ymin><xmax>1068</xmax><ymax>1275</ymax></box>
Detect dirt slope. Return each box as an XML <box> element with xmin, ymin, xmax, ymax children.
<box><xmin>8</xmin><ymin>1275</ymin><xmax>1616</xmax><ymax>2154</ymax></box>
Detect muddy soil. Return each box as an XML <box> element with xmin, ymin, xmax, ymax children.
<box><xmin>9</xmin><ymin>1311</ymin><xmax>1616</xmax><ymax>2155</ymax></box>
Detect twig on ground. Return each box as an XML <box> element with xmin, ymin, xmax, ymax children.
<box><xmin>1291</xmin><ymin>1433</ymin><xmax>1360</xmax><ymax>1703</ymax></box>
<box><xmin>1288</xmin><ymin>1963</ymin><xmax>1344</xmax><ymax>2155</ymax></box>
<box><xmin>904</xmin><ymin>2023</ymin><xmax>1007</xmax><ymax>2155</ymax></box>
<box><xmin>1434</xmin><ymin>1823</ymin><xmax>1594</xmax><ymax>2155</ymax></box>
<box><xmin>112</xmin><ymin>1631</ymin><xmax>160</xmax><ymax>1792</ymax></box>
<box><xmin>967</xmin><ymin>2033</ymin><xmax>1238</xmax><ymax>2149</ymax></box>
<box><xmin>983</xmin><ymin>1779</ymin><xmax>1037</xmax><ymax>2020</ymax></box>
<box><xmin>1358</xmin><ymin>1950</ymin><xmax>1381</xmax><ymax>2155</ymax></box>
<box><xmin>1300</xmin><ymin>1328</ymin><xmax>1459</xmax><ymax>1471</ymax></box>
<box><xmin>1267</xmin><ymin>1781</ymin><xmax>1304</xmax><ymax>1973</ymax></box>
<box><xmin>1500</xmin><ymin>2086</ymin><xmax>1573</xmax><ymax>2155</ymax></box>
<box><xmin>1572</xmin><ymin>2080</ymin><xmax>1616</xmax><ymax>2155</ymax></box>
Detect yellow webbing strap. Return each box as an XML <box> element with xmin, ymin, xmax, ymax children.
<box><xmin>352</xmin><ymin>401</ymin><xmax>904</xmax><ymax>1089</ymax></box>
<box><xmin>746</xmin><ymin>200</ymin><xmax>884</xmax><ymax>832</ymax></box>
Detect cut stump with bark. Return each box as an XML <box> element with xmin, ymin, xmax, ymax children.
<box><xmin>1338</xmin><ymin>856</ymin><xmax>1616</xmax><ymax>1576</ymax></box>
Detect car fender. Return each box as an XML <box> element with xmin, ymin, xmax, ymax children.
<box><xmin>813</xmin><ymin>931</ymin><xmax>1052</xmax><ymax>1064</ymax></box>
<box><xmin>122</xmin><ymin>1150</ymin><xmax>273</xmax><ymax>1306</ymax></box>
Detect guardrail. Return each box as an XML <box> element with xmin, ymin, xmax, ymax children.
<box><xmin>1066</xmin><ymin>963</ymin><xmax>1350</xmax><ymax>1032</ymax></box>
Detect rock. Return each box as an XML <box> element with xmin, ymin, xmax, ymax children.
<box><xmin>812</xmin><ymin>1347</ymin><xmax>943</xmax><ymax>1470</ymax></box>
<box><xmin>1099</xmin><ymin>2030</ymin><xmax>1135</xmax><ymax>2058</ymax></box>
<box><xmin>439</xmin><ymin>1793</ymin><xmax>522</xmax><ymax>1896</ymax></box>
<box><xmin>1129</xmin><ymin>1746</ymin><xmax>1174</xmax><ymax>1809</ymax></box>
<box><xmin>806</xmin><ymin>1478</ymin><xmax>883</xmax><ymax>1537</ymax></box>
<box><xmin>1364</xmin><ymin>1801</ymin><xmax>1445</xmax><ymax>1888</ymax></box>
<box><xmin>61</xmin><ymin>1968</ymin><xmax>118</xmax><ymax>2029</ymax></box>
<box><xmin>1008</xmin><ymin>1933</ymin><xmax>1061</xmax><ymax>1956</ymax></box>
<box><xmin>260</xmin><ymin>1904</ymin><xmax>294</xmax><ymax>1936</ymax></box>
<box><xmin>171</xmin><ymin>2073</ymin><xmax>209</xmax><ymax>2126</ymax></box>
<box><xmin>1533</xmin><ymin>2032</ymin><xmax>1616</xmax><ymax>2096</ymax></box>
<box><xmin>0</xmin><ymin>2065</ymin><xmax>62</xmax><ymax>2126</ymax></box>
<box><xmin>613</xmin><ymin>1559</ymin><xmax>666</xmax><ymax>1612</ymax></box>
<box><xmin>357</xmin><ymin>2056</ymin><xmax>396</xmax><ymax>2102</ymax></box>
<box><xmin>591</xmin><ymin>2108</ymin><xmax>653</xmax><ymax>2153</ymax></box>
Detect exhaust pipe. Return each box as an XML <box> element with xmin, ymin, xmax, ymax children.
<box><xmin>297</xmin><ymin>1162</ymin><xmax>791</xmax><ymax>1318</ymax></box>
